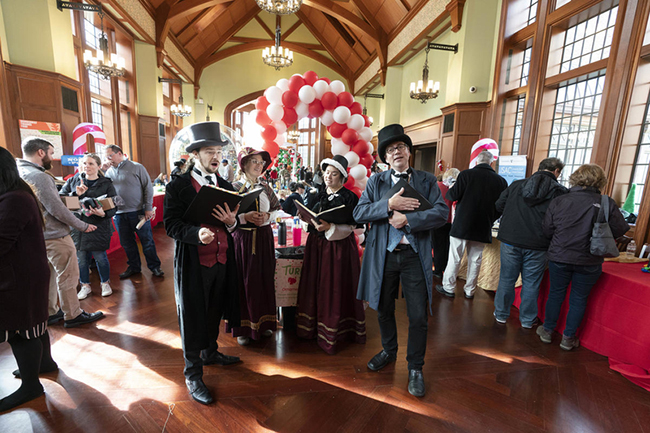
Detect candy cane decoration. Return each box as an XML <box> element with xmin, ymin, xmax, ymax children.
<box><xmin>469</xmin><ymin>138</ymin><xmax>499</xmax><ymax>168</ymax></box>
<box><xmin>73</xmin><ymin>123</ymin><xmax>106</xmax><ymax>155</ymax></box>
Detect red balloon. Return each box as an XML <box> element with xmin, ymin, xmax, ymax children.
<box><xmin>350</xmin><ymin>102</ymin><xmax>363</xmax><ymax>115</ymax></box>
<box><xmin>282</xmin><ymin>108</ymin><xmax>298</xmax><ymax>126</ymax></box>
<box><xmin>281</xmin><ymin>91</ymin><xmax>299</xmax><ymax>108</ymax></box>
<box><xmin>289</xmin><ymin>75</ymin><xmax>305</xmax><ymax>94</ymax></box>
<box><xmin>308</xmin><ymin>100</ymin><xmax>324</xmax><ymax>118</ymax></box>
<box><xmin>256</xmin><ymin>96</ymin><xmax>269</xmax><ymax>111</ymax></box>
<box><xmin>367</xmin><ymin>168</ymin><xmax>372</xmax><ymax>178</ymax></box>
<box><xmin>363</xmin><ymin>115</ymin><xmax>371</xmax><ymax>127</ymax></box>
<box><xmin>261</xmin><ymin>125</ymin><xmax>277</xmax><ymax>141</ymax></box>
<box><xmin>352</xmin><ymin>140</ymin><xmax>369</xmax><ymax>156</ymax></box>
<box><xmin>341</xmin><ymin>128</ymin><xmax>360</xmax><ymax>146</ymax></box>
<box><xmin>303</xmin><ymin>71</ymin><xmax>319</xmax><ymax>86</ymax></box>
<box><xmin>263</xmin><ymin>140</ymin><xmax>280</xmax><ymax>159</ymax></box>
<box><xmin>255</xmin><ymin>109</ymin><xmax>271</xmax><ymax>126</ymax></box>
<box><xmin>344</xmin><ymin>176</ymin><xmax>356</xmax><ymax>190</ymax></box>
<box><xmin>337</xmin><ymin>91</ymin><xmax>354</xmax><ymax>108</ymax></box>
<box><xmin>328</xmin><ymin>122</ymin><xmax>347</xmax><ymax>139</ymax></box>
<box><xmin>321</xmin><ymin>92</ymin><xmax>338</xmax><ymax>110</ymax></box>
<box><xmin>321</xmin><ymin>77</ymin><xmax>331</xmax><ymax>84</ymax></box>
<box><xmin>360</xmin><ymin>153</ymin><xmax>374</xmax><ymax>169</ymax></box>
<box><xmin>350</xmin><ymin>187</ymin><xmax>362</xmax><ymax>198</ymax></box>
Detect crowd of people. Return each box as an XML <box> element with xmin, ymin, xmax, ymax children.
<box><xmin>0</xmin><ymin>121</ymin><xmax>630</xmax><ymax>411</ymax></box>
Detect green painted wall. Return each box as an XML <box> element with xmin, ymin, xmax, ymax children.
<box><xmin>0</xmin><ymin>0</ymin><xmax>76</xmax><ymax>79</ymax></box>
<box><xmin>135</xmin><ymin>41</ymin><xmax>163</xmax><ymax>118</ymax></box>
<box><xmin>198</xmin><ymin>51</ymin><xmax>346</xmax><ymax>124</ymax></box>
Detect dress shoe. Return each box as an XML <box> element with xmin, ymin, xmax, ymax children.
<box><xmin>202</xmin><ymin>351</ymin><xmax>241</xmax><ymax>366</ymax></box>
<box><xmin>435</xmin><ymin>284</ymin><xmax>455</xmax><ymax>299</ymax></box>
<box><xmin>408</xmin><ymin>369</ymin><xmax>426</xmax><ymax>397</ymax></box>
<box><xmin>151</xmin><ymin>268</ymin><xmax>165</xmax><ymax>277</ymax></box>
<box><xmin>119</xmin><ymin>268</ymin><xmax>141</xmax><ymax>280</ymax></box>
<box><xmin>186</xmin><ymin>379</ymin><xmax>213</xmax><ymax>405</ymax></box>
<box><xmin>64</xmin><ymin>310</ymin><xmax>104</xmax><ymax>328</ymax></box>
<box><xmin>47</xmin><ymin>309</ymin><xmax>64</xmax><ymax>326</ymax></box>
<box><xmin>367</xmin><ymin>350</ymin><xmax>396</xmax><ymax>371</ymax></box>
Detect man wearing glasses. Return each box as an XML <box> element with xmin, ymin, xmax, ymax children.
<box><xmin>354</xmin><ymin>124</ymin><xmax>448</xmax><ymax>397</ymax></box>
<box><xmin>104</xmin><ymin>145</ymin><xmax>164</xmax><ymax>279</ymax></box>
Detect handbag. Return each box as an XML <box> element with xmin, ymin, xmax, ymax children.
<box><xmin>590</xmin><ymin>195</ymin><xmax>619</xmax><ymax>258</ymax></box>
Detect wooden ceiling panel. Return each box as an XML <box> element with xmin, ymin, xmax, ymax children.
<box><xmin>375</xmin><ymin>0</ymin><xmax>409</xmax><ymax>34</ymax></box>
<box><xmin>355</xmin><ymin>0</ymin><xmax>382</xmax><ymax>16</ymax></box>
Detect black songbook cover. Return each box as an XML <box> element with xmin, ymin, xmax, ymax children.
<box><xmin>381</xmin><ymin>179</ymin><xmax>433</xmax><ymax>212</ymax></box>
<box><xmin>295</xmin><ymin>201</ymin><xmax>355</xmax><ymax>225</ymax></box>
<box><xmin>183</xmin><ymin>186</ymin><xmax>263</xmax><ymax>226</ymax></box>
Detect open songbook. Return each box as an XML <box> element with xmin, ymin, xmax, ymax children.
<box><xmin>295</xmin><ymin>201</ymin><xmax>355</xmax><ymax>225</ymax></box>
<box><xmin>381</xmin><ymin>179</ymin><xmax>433</xmax><ymax>212</ymax></box>
<box><xmin>183</xmin><ymin>185</ymin><xmax>263</xmax><ymax>226</ymax></box>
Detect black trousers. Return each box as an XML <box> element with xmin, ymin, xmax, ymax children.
<box><xmin>377</xmin><ymin>247</ymin><xmax>428</xmax><ymax>371</ymax></box>
<box><xmin>183</xmin><ymin>262</ymin><xmax>227</xmax><ymax>381</ymax></box>
<box><xmin>432</xmin><ymin>222</ymin><xmax>452</xmax><ymax>276</ymax></box>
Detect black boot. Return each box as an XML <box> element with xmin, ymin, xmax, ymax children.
<box><xmin>12</xmin><ymin>331</ymin><xmax>58</xmax><ymax>379</ymax></box>
<box><xmin>0</xmin><ymin>336</ymin><xmax>44</xmax><ymax>412</ymax></box>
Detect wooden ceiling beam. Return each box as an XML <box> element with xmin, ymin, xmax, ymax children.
<box><xmin>302</xmin><ymin>0</ymin><xmax>377</xmax><ymax>41</ymax></box>
<box><xmin>169</xmin><ymin>0</ymin><xmax>231</xmax><ymax>21</ymax></box>
<box><xmin>254</xmin><ymin>15</ymin><xmax>275</xmax><ymax>39</ymax></box>
<box><xmin>155</xmin><ymin>1</ymin><xmax>173</xmax><ymax>67</ymax></box>
<box><xmin>177</xmin><ymin>3</ymin><xmax>230</xmax><ymax>47</ymax></box>
<box><xmin>349</xmin><ymin>0</ymin><xmax>388</xmax><ymax>85</ymax></box>
<box><xmin>281</xmin><ymin>20</ymin><xmax>303</xmax><ymax>40</ymax></box>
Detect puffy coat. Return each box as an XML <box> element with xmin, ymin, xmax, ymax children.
<box><xmin>60</xmin><ymin>174</ymin><xmax>117</xmax><ymax>251</ymax></box>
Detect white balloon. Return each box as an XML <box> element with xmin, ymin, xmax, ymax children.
<box><xmin>274</xmin><ymin>121</ymin><xmax>287</xmax><ymax>135</ymax></box>
<box><xmin>350</xmin><ymin>164</ymin><xmax>367</xmax><ymax>180</ymax></box>
<box><xmin>358</xmin><ymin>233</ymin><xmax>365</xmax><ymax>244</ymax></box>
<box><xmin>321</xmin><ymin>110</ymin><xmax>334</xmax><ymax>126</ymax></box>
<box><xmin>274</xmin><ymin>133</ymin><xmax>286</xmax><ymax>145</ymax></box>
<box><xmin>276</xmin><ymin>78</ymin><xmax>290</xmax><ymax>92</ymax></box>
<box><xmin>331</xmin><ymin>140</ymin><xmax>350</xmax><ymax>156</ymax></box>
<box><xmin>333</xmin><ymin>106</ymin><xmax>351</xmax><ymax>124</ymax></box>
<box><xmin>312</xmin><ymin>80</ymin><xmax>330</xmax><ymax>98</ymax></box>
<box><xmin>356</xmin><ymin>176</ymin><xmax>368</xmax><ymax>189</ymax></box>
<box><xmin>295</xmin><ymin>102</ymin><xmax>309</xmax><ymax>119</ymax></box>
<box><xmin>347</xmin><ymin>114</ymin><xmax>365</xmax><ymax>131</ymax></box>
<box><xmin>298</xmin><ymin>86</ymin><xmax>316</xmax><ymax>104</ymax></box>
<box><xmin>266</xmin><ymin>104</ymin><xmax>284</xmax><ymax>122</ymax></box>
<box><xmin>359</xmin><ymin>127</ymin><xmax>373</xmax><ymax>142</ymax></box>
<box><xmin>344</xmin><ymin>151</ymin><xmax>360</xmax><ymax>167</ymax></box>
<box><xmin>367</xmin><ymin>141</ymin><xmax>375</xmax><ymax>155</ymax></box>
<box><xmin>265</xmin><ymin>86</ymin><xmax>283</xmax><ymax>106</ymax></box>
<box><xmin>330</xmin><ymin>80</ymin><xmax>345</xmax><ymax>95</ymax></box>
<box><xmin>353</xmin><ymin>227</ymin><xmax>365</xmax><ymax>236</ymax></box>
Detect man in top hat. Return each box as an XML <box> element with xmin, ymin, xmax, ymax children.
<box><xmin>163</xmin><ymin>122</ymin><xmax>242</xmax><ymax>405</ymax></box>
<box><xmin>354</xmin><ymin>124</ymin><xmax>448</xmax><ymax>397</ymax></box>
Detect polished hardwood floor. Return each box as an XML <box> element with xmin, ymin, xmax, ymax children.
<box><xmin>1</xmin><ymin>226</ymin><xmax>649</xmax><ymax>432</ymax></box>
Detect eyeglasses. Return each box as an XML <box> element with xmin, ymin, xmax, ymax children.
<box><xmin>386</xmin><ymin>144</ymin><xmax>408</xmax><ymax>155</ymax></box>
<box><xmin>248</xmin><ymin>159</ymin><xmax>265</xmax><ymax>166</ymax></box>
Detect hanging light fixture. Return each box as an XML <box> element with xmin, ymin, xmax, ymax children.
<box><xmin>255</xmin><ymin>0</ymin><xmax>302</xmax><ymax>15</ymax></box>
<box><xmin>363</xmin><ymin>93</ymin><xmax>384</xmax><ymax>126</ymax></box>
<box><xmin>409</xmin><ymin>42</ymin><xmax>458</xmax><ymax>104</ymax></box>
<box><xmin>82</xmin><ymin>13</ymin><xmax>126</xmax><ymax>80</ymax></box>
<box><xmin>262</xmin><ymin>26</ymin><xmax>293</xmax><ymax>70</ymax></box>
<box><xmin>287</xmin><ymin>129</ymin><xmax>300</xmax><ymax>142</ymax></box>
<box><xmin>159</xmin><ymin>78</ymin><xmax>192</xmax><ymax>118</ymax></box>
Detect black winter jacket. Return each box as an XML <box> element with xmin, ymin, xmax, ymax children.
<box><xmin>282</xmin><ymin>192</ymin><xmax>304</xmax><ymax>216</ymax></box>
<box><xmin>60</xmin><ymin>174</ymin><xmax>117</xmax><ymax>251</ymax></box>
<box><xmin>543</xmin><ymin>186</ymin><xmax>629</xmax><ymax>265</ymax></box>
<box><xmin>496</xmin><ymin>170</ymin><xmax>568</xmax><ymax>250</ymax></box>
<box><xmin>447</xmin><ymin>164</ymin><xmax>508</xmax><ymax>243</ymax></box>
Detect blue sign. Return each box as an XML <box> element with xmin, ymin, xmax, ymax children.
<box><xmin>498</xmin><ymin>156</ymin><xmax>528</xmax><ymax>186</ymax></box>
<box><xmin>61</xmin><ymin>155</ymin><xmax>82</xmax><ymax>166</ymax></box>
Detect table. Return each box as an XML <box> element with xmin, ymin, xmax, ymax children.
<box><xmin>107</xmin><ymin>192</ymin><xmax>165</xmax><ymax>255</ymax></box>
<box><xmin>457</xmin><ymin>234</ymin><xmax>521</xmax><ymax>291</ymax></box>
<box><xmin>514</xmin><ymin>262</ymin><xmax>650</xmax><ymax>391</ymax></box>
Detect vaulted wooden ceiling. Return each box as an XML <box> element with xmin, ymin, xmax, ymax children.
<box><xmin>143</xmin><ymin>0</ymin><xmax>434</xmax><ymax>93</ymax></box>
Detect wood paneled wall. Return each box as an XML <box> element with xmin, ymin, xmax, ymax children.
<box><xmin>138</xmin><ymin>114</ymin><xmax>165</xmax><ymax>179</ymax></box>
<box><xmin>439</xmin><ymin>102</ymin><xmax>491</xmax><ymax>172</ymax></box>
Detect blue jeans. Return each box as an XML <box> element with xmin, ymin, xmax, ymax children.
<box><xmin>494</xmin><ymin>243</ymin><xmax>547</xmax><ymax>326</ymax></box>
<box><xmin>77</xmin><ymin>250</ymin><xmax>110</xmax><ymax>283</ymax></box>
<box><xmin>114</xmin><ymin>211</ymin><xmax>161</xmax><ymax>272</ymax></box>
<box><xmin>543</xmin><ymin>261</ymin><xmax>602</xmax><ymax>337</ymax></box>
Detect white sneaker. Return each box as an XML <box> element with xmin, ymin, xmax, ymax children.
<box><xmin>237</xmin><ymin>336</ymin><xmax>250</xmax><ymax>346</ymax></box>
<box><xmin>78</xmin><ymin>284</ymin><xmax>92</xmax><ymax>300</ymax></box>
<box><xmin>101</xmin><ymin>282</ymin><xmax>113</xmax><ymax>297</ymax></box>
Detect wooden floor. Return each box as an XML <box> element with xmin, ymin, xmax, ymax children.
<box><xmin>1</xmin><ymin>226</ymin><xmax>649</xmax><ymax>433</ymax></box>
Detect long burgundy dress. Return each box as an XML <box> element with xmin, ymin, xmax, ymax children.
<box><xmin>226</xmin><ymin>179</ymin><xmax>281</xmax><ymax>340</ymax></box>
<box><xmin>296</xmin><ymin>186</ymin><xmax>366</xmax><ymax>354</ymax></box>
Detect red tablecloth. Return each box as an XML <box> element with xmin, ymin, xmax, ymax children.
<box><xmin>107</xmin><ymin>193</ymin><xmax>165</xmax><ymax>255</ymax></box>
<box><xmin>514</xmin><ymin>262</ymin><xmax>650</xmax><ymax>391</ymax></box>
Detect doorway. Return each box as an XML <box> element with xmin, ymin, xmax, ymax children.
<box><xmin>413</xmin><ymin>143</ymin><xmax>437</xmax><ymax>175</ymax></box>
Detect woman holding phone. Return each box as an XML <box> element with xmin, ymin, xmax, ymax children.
<box><xmin>296</xmin><ymin>154</ymin><xmax>365</xmax><ymax>354</ymax></box>
<box><xmin>60</xmin><ymin>153</ymin><xmax>117</xmax><ymax>298</ymax></box>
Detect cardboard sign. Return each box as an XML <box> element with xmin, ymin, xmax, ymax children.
<box><xmin>274</xmin><ymin>258</ymin><xmax>303</xmax><ymax>307</ymax></box>
<box><xmin>61</xmin><ymin>196</ymin><xmax>80</xmax><ymax>210</ymax></box>
<box><xmin>19</xmin><ymin>120</ymin><xmax>63</xmax><ymax>160</ymax></box>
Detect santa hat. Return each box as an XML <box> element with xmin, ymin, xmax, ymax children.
<box><xmin>469</xmin><ymin>138</ymin><xmax>499</xmax><ymax>168</ymax></box>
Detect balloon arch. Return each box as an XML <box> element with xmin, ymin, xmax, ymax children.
<box><xmin>253</xmin><ymin>70</ymin><xmax>374</xmax><ymax>198</ymax></box>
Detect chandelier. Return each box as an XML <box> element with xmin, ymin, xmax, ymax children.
<box><xmin>409</xmin><ymin>46</ymin><xmax>440</xmax><ymax>104</ymax></box>
<box><xmin>159</xmin><ymin>78</ymin><xmax>192</xmax><ymax>118</ymax></box>
<box><xmin>256</xmin><ymin>0</ymin><xmax>302</xmax><ymax>15</ymax></box>
<box><xmin>287</xmin><ymin>129</ymin><xmax>300</xmax><ymax>142</ymax></box>
<box><xmin>263</xmin><ymin>27</ymin><xmax>293</xmax><ymax>70</ymax></box>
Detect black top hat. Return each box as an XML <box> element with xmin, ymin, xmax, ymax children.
<box><xmin>377</xmin><ymin>124</ymin><xmax>412</xmax><ymax>163</ymax></box>
<box><xmin>184</xmin><ymin>122</ymin><xmax>230</xmax><ymax>153</ymax></box>
<box><xmin>320</xmin><ymin>154</ymin><xmax>349</xmax><ymax>179</ymax></box>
